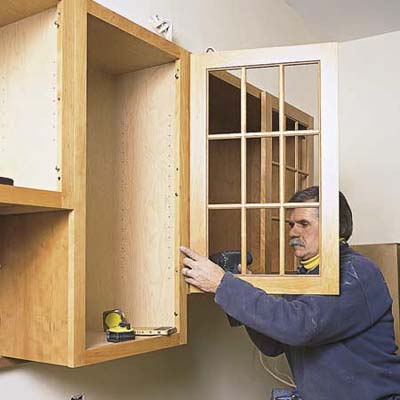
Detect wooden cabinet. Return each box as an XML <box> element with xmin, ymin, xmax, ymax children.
<box><xmin>353</xmin><ymin>244</ymin><xmax>400</xmax><ymax>353</ymax></box>
<box><xmin>0</xmin><ymin>0</ymin><xmax>189</xmax><ymax>367</ymax></box>
<box><xmin>0</xmin><ymin>0</ymin><xmax>339</xmax><ymax>366</ymax></box>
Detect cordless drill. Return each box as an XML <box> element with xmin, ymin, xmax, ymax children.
<box><xmin>209</xmin><ymin>250</ymin><xmax>253</xmax><ymax>274</ymax></box>
<box><xmin>209</xmin><ymin>250</ymin><xmax>253</xmax><ymax>327</ymax></box>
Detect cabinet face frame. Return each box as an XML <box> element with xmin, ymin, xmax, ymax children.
<box><xmin>190</xmin><ymin>43</ymin><xmax>339</xmax><ymax>295</ymax></box>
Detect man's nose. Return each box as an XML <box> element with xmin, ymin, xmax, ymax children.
<box><xmin>289</xmin><ymin>224</ymin><xmax>299</xmax><ymax>238</ymax></box>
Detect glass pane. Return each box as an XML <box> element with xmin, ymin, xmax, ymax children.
<box><xmin>209</xmin><ymin>139</ymin><xmax>241</xmax><ymax>204</ymax></box>
<box><xmin>247</xmin><ymin>90</ymin><xmax>261</xmax><ymax>134</ymax></box>
<box><xmin>247</xmin><ymin>138</ymin><xmax>279</xmax><ymax>204</ymax></box>
<box><xmin>270</xmin><ymin>209</ymin><xmax>280</xmax><ymax>273</ymax></box>
<box><xmin>208</xmin><ymin>69</ymin><xmax>242</xmax><ymax>135</ymax></box>
<box><xmin>247</xmin><ymin>208</ymin><xmax>279</xmax><ymax>275</ymax></box>
<box><xmin>298</xmin><ymin>135</ymin><xmax>306</xmax><ymax>171</ymax></box>
<box><xmin>286</xmin><ymin>135</ymin><xmax>319</xmax><ymax>201</ymax></box>
<box><xmin>209</xmin><ymin>209</ymin><xmax>241</xmax><ymax>257</ymax></box>
<box><xmin>285</xmin><ymin>63</ymin><xmax>319</xmax><ymax>131</ymax></box>
<box><xmin>286</xmin><ymin>135</ymin><xmax>295</xmax><ymax>167</ymax></box>
<box><xmin>285</xmin><ymin>206</ymin><xmax>320</xmax><ymax>275</ymax></box>
<box><xmin>247</xmin><ymin>66</ymin><xmax>280</xmax><ymax>132</ymax></box>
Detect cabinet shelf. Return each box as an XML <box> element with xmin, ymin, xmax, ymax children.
<box><xmin>0</xmin><ymin>184</ymin><xmax>66</xmax><ymax>215</ymax></box>
<box><xmin>85</xmin><ymin>331</ymin><xmax>180</xmax><ymax>365</ymax></box>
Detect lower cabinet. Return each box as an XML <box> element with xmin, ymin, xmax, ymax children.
<box><xmin>353</xmin><ymin>243</ymin><xmax>400</xmax><ymax>353</ymax></box>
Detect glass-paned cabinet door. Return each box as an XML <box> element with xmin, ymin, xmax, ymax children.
<box><xmin>190</xmin><ymin>43</ymin><xmax>339</xmax><ymax>294</ymax></box>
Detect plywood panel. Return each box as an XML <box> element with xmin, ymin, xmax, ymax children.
<box><xmin>0</xmin><ymin>212</ymin><xmax>69</xmax><ymax>364</ymax></box>
<box><xmin>0</xmin><ymin>7</ymin><xmax>59</xmax><ymax>191</ymax></box>
<box><xmin>85</xmin><ymin>68</ymin><xmax>118</xmax><ymax>335</ymax></box>
<box><xmin>86</xmin><ymin>63</ymin><xmax>176</xmax><ymax>339</ymax></box>
<box><xmin>88</xmin><ymin>14</ymin><xmax>176</xmax><ymax>75</ymax></box>
<box><xmin>353</xmin><ymin>244</ymin><xmax>400</xmax><ymax>352</ymax></box>
<box><xmin>0</xmin><ymin>0</ymin><xmax>57</xmax><ymax>27</ymax></box>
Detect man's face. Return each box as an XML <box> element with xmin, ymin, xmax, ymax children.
<box><xmin>288</xmin><ymin>207</ymin><xmax>319</xmax><ymax>261</ymax></box>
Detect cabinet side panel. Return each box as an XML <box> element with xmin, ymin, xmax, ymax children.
<box><xmin>86</xmin><ymin>63</ymin><xmax>176</xmax><ymax>337</ymax></box>
<box><xmin>115</xmin><ymin>63</ymin><xmax>176</xmax><ymax>327</ymax></box>
<box><xmin>0</xmin><ymin>212</ymin><xmax>69</xmax><ymax>364</ymax></box>
<box><xmin>86</xmin><ymin>68</ymin><xmax>118</xmax><ymax>333</ymax></box>
<box><xmin>353</xmin><ymin>244</ymin><xmax>400</xmax><ymax>353</ymax></box>
<box><xmin>0</xmin><ymin>8</ymin><xmax>59</xmax><ymax>191</ymax></box>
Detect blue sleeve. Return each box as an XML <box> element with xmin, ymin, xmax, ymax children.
<box><xmin>245</xmin><ymin>326</ymin><xmax>285</xmax><ymax>357</ymax></box>
<box><xmin>214</xmin><ymin>266</ymin><xmax>392</xmax><ymax>347</ymax></box>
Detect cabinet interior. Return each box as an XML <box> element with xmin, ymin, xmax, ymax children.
<box><xmin>0</xmin><ymin>7</ymin><xmax>60</xmax><ymax>192</ymax></box>
<box><xmin>85</xmin><ymin>14</ymin><xmax>178</xmax><ymax>350</ymax></box>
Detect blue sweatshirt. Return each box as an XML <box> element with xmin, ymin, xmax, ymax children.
<box><xmin>214</xmin><ymin>244</ymin><xmax>400</xmax><ymax>400</ymax></box>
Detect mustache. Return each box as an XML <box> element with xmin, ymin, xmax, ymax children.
<box><xmin>289</xmin><ymin>238</ymin><xmax>305</xmax><ymax>248</ymax></box>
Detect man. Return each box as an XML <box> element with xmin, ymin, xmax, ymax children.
<box><xmin>181</xmin><ymin>186</ymin><xmax>400</xmax><ymax>400</ymax></box>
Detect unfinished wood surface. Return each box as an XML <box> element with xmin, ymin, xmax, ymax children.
<box><xmin>0</xmin><ymin>212</ymin><xmax>69</xmax><ymax>365</ymax></box>
<box><xmin>279</xmin><ymin>65</ymin><xmax>286</xmax><ymax>275</ymax></box>
<box><xmin>88</xmin><ymin>14</ymin><xmax>176</xmax><ymax>75</ymax></box>
<box><xmin>0</xmin><ymin>0</ymin><xmax>57</xmax><ymax>27</ymax></box>
<box><xmin>353</xmin><ymin>244</ymin><xmax>400</xmax><ymax>353</ymax></box>
<box><xmin>174</xmin><ymin>53</ymin><xmax>190</xmax><ymax>343</ymax></box>
<box><xmin>0</xmin><ymin>7</ymin><xmax>60</xmax><ymax>191</ymax></box>
<box><xmin>0</xmin><ymin>185</ymin><xmax>63</xmax><ymax>210</ymax></box>
<box><xmin>59</xmin><ymin>0</ymin><xmax>88</xmax><ymax>367</ymax></box>
<box><xmin>86</xmin><ymin>63</ymin><xmax>177</xmax><ymax>339</ymax></box>
<box><xmin>87</xmin><ymin>0</ymin><xmax>183</xmax><ymax>75</ymax></box>
<box><xmin>85</xmin><ymin>332</ymin><xmax>181</xmax><ymax>365</ymax></box>
<box><xmin>240</xmin><ymin>68</ymin><xmax>247</xmax><ymax>271</ymax></box>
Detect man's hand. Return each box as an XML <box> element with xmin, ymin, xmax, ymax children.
<box><xmin>180</xmin><ymin>246</ymin><xmax>225</xmax><ymax>293</ymax></box>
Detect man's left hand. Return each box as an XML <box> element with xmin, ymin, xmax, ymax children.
<box><xmin>180</xmin><ymin>246</ymin><xmax>225</xmax><ymax>293</ymax></box>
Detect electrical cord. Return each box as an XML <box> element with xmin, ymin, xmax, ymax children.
<box><xmin>258</xmin><ymin>350</ymin><xmax>296</xmax><ymax>388</ymax></box>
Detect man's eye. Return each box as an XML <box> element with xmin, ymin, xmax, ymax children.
<box><xmin>288</xmin><ymin>223</ymin><xmax>294</xmax><ymax>229</ymax></box>
<box><xmin>301</xmin><ymin>222</ymin><xmax>309</xmax><ymax>227</ymax></box>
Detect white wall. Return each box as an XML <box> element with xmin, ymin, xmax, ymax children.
<box><xmin>0</xmin><ymin>1</ymin><xmax>320</xmax><ymax>399</ymax></box>
<box><xmin>339</xmin><ymin>30</ymin><xmax>400</xmax><ymax>245</ymax></box>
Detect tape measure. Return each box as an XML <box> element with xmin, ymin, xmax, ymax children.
<box><xmin>103</xmin><ymin>309</ymin><xmax>135</xmax><ymax>343</ymax></box>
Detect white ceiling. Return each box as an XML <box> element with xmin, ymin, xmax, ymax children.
<box><xmin>284</xmin><ymin>0</ymin><xmax>400</xmax><ymax>41</ymax></box>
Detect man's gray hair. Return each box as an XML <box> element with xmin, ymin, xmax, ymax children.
<box><xmin>289</xmin><ymin>186</ymin><xmax>353</xmax><ymax>241</ymax></box>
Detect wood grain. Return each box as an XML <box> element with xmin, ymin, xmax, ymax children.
<box><xmin>0</xmin><ymin>185</ymin><xmax>63</xmax><ymax>211</ymax></box>
<box><xmin>0</xmin><ymin>212</ymin><xmax>69</xmax><ymax>365</ymax></box>
<box><xmin>0</xmin><ymin>7</ymin><xmax>59</xmax><ymax>191</ymax></box>
<box><xmin>87</xmin><ymin>14</ymin><xmax>176</xmax><ymax>75</ymax></box>
<box><xmin>87</xmin><ymin>0</ymin><xmax>182</xmax><ymax>63</ymax></box>
<box><xmin>0</xmin><ymin>0</ymin><xmax>57</xmax><ymax>27</ymax></box>
<box><xmin>86</xmin><ymin>63</ymin><xmax>177</xmax><ymax>342</ymax></box>
<box><xmin>353</xmin><ymin>244</ymin><xmax>400</xmax><ymax>353</ymax></box>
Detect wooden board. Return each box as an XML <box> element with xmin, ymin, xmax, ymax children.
<box><xmin>84</xmin><ymin>332</ymin><xmax>181</xmax><ymax>366</ymax></box>
<box><xmin>0</xmin><ymin>7</ymin><xmax>60</xmax><ymax>191</ymax></box>
<box><xmin>353</xmin><ymin>244</ymin><xmax>400</xmax><ymax>352</ymax></box>
<box><xmin>0</xmin><ymin>0</ymin><xmax>57</xmax><ymax>27</ymax></box>
<box><xmin>0</xmin><ymin>212</ymin><xmax>69</xmax><ymax>365</ymax></box>
<box><xmin>86</xmin><ymin>63</ymin><xmax>177</xmax><ymax>341</ymax></box>
<box><xmin>87</xmin><ymin>4</ymin><xmax>177</xmax><ymax>75</ymax></box>
<box><xmin>0</xmin><ymin>185</ymin><xmax>63</xmax><ymax>214</ymax></box>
